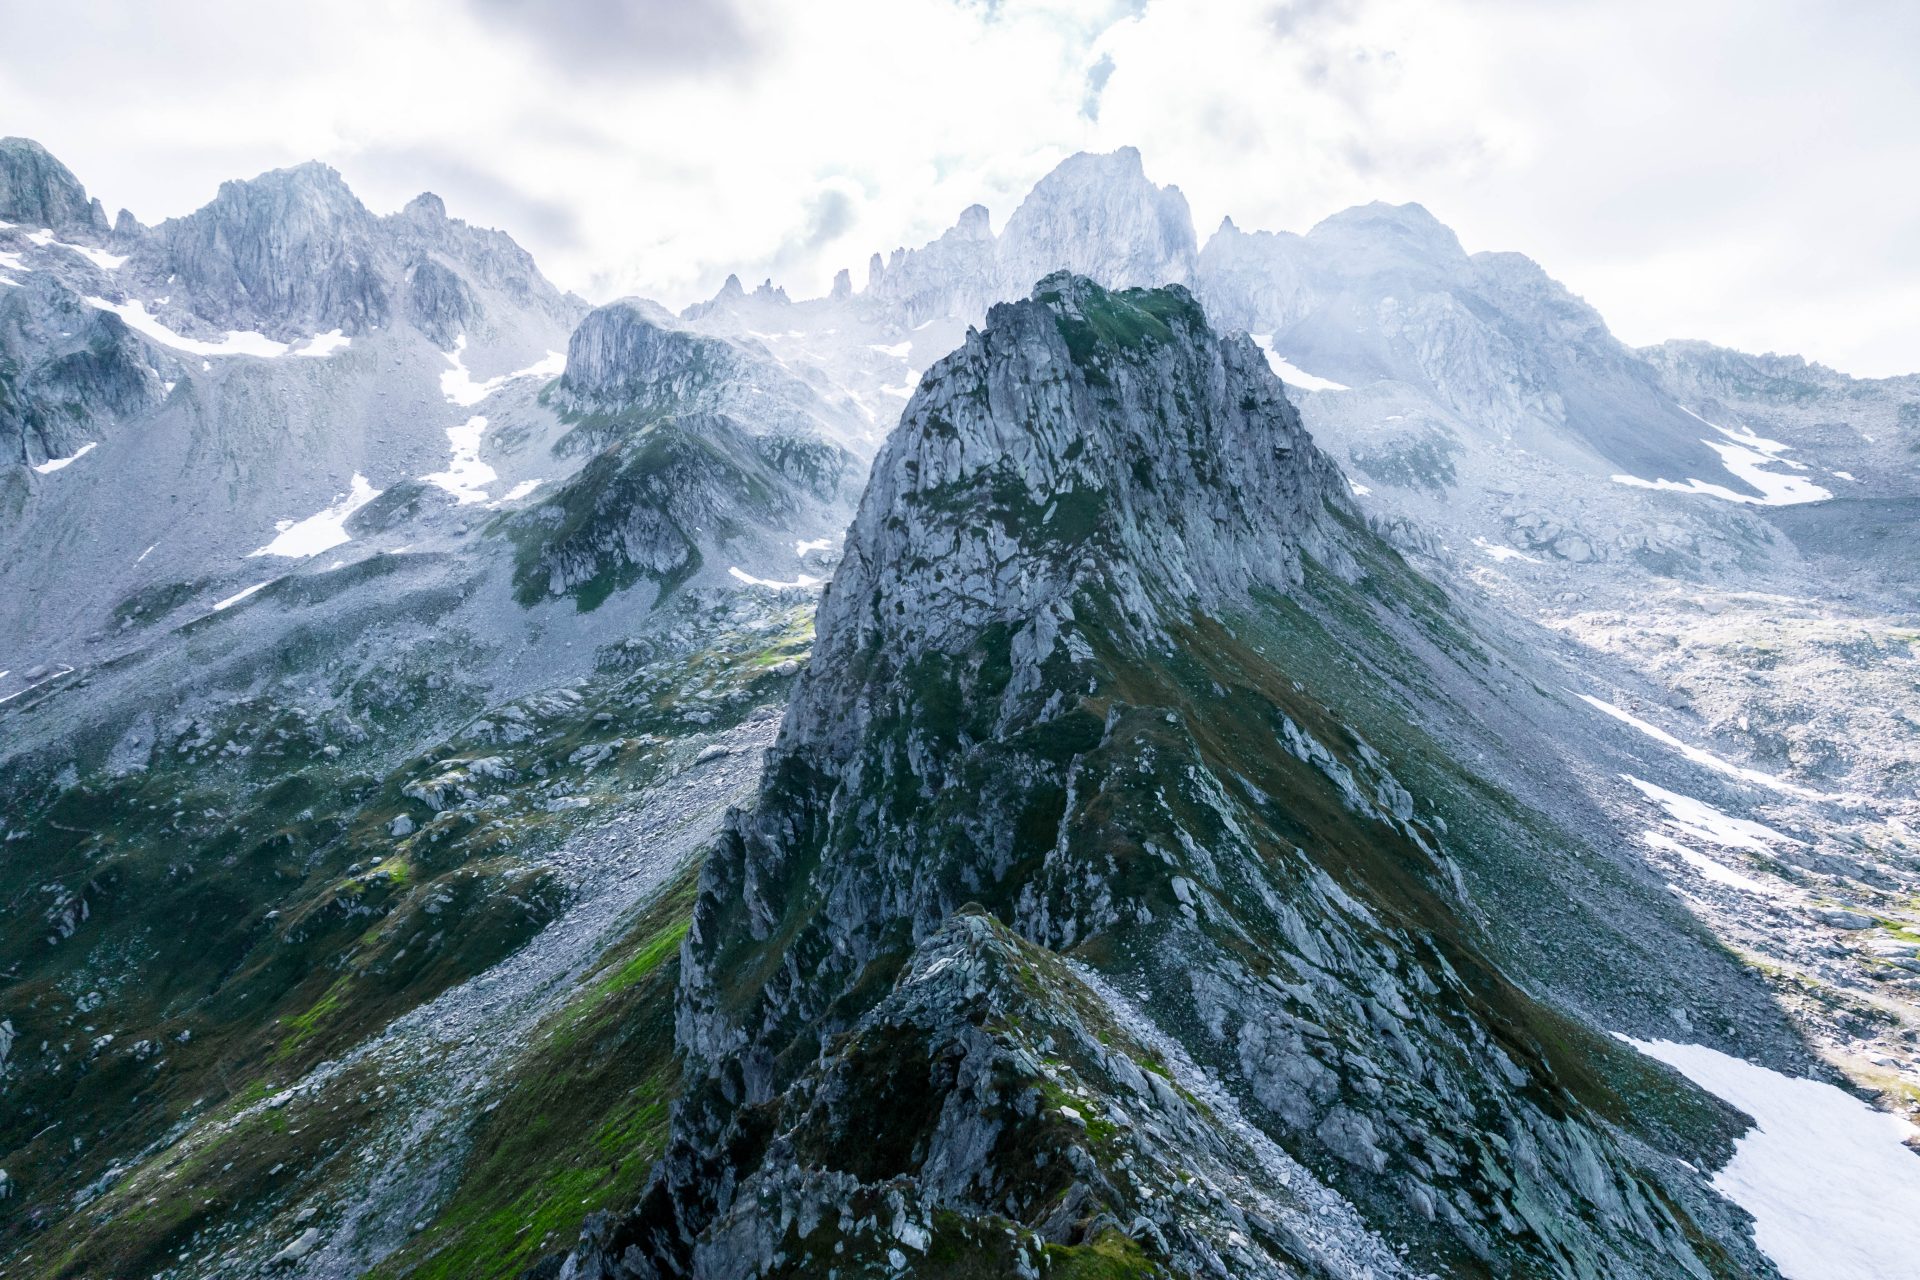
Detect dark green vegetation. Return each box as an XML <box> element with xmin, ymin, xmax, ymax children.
<box><xmin>0</xmin><ymin>597</ymin><xmax>814</xmax><ymax>1277</ymax></box>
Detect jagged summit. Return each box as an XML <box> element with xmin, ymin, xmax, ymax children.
<box><xmin>0</xmin><ymin>136</ymin><xmax>108</xmax><ymax>235</ymax></box>
<box><xmin>799</xmin><ymin>272</ymin><xmax>1346</xmax><ymax>668</ymax></box>
<box><xmin>572</xmin><ymin>273</ymin><xmax>1780</xmax><ymax>1279</ymax></box>
<box><xmin>402</xmin><ymin>190</ymin><xmax>450</xmax><ymax>222</ymax></box>
<box><xmin>998</xmin><ymin>147</ymin><xmax>1197</xmax><ymax>293</ymax></box>
<box><xmin>862</xmin><ymin>148</ymin><xmax>1197</xmax><ymax>324</ymax></box>
<box><xmin>951</xmin><ymin>201</ymin><xmax>992</xmax><ymax>239</ymax></box>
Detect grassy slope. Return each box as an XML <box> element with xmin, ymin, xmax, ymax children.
<box><xmin>0</xmin><ymin>603</ymin><xmax>814</xmax><ymax>1276</ymax></box>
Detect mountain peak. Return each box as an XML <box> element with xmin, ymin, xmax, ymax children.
<box><xmin>402</xmin><ymin>190</ymin><xmax>449</xmax><ymax>223</ymax></box>
<box><xmin>591</xmin><ymin>269</ymin><xmax>1770</xmax><ymax>1280</ymax></box>
<box><xmin>1306</xmin><ymin>199</ymin><xmax>1466</xmax><ymax>265</ymax></box>
<box><xmin>0</xmin><ymin>136</ymin><xmax>107</xmax><ymax>235</ymax></box>
<box><xmin>951</xmin><ymin>201</ymin><xmax>992</xmax><ymax>239</ymax></box>
<box><xmin>152</xmin><ymin>158</ymin><xmax>386</xmax><ymax>336</ymax></box>
<box><xmin>997</xmin><ymin>148</ymin><xmax>1198</xmax><ymax>295</ymax></box>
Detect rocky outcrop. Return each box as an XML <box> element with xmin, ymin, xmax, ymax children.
<box><xmin>0</xmin><ymin>137</ymin><xmax>107</xmax><ymax>235</ymax></box>
<box><xmin>1</xmin><ymin>283</ymin><xmax>162</xmax><ymax>466</ymax></box>
<box><xmin>405</xmin><ymin>257</ymin><xmax>480</xmax><ymax>349</ymax></box>
<box><xmin>556</xmin><ymin>300</ymin><xmax>733</xmax><ymax>420</ymax></box>
<box><xmin>563</xmin><ymin>277</ymin><xmax>1777</xmax><ymax>1279</ymax></box>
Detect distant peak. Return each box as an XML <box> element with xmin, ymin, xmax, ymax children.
<box><xmin>205</xmin><ymin>159</ymin><xmax>368</xmax><ymax>222</ymax></box>
<box><xmin>1307</xmin><ymin>200</ymin><xmax>1466</xmax><ymax>263</ymax></box>
<box><xmin>403</xmin><ymin>191</ymin><xmax>449</xmax><ymax>222</ymax></box>
<box><xmin>952</xmin><ymin>203</ymin><xmax>992</xmax><ymax>240</ymax></box>
<box><xmin>1032</xmin><ymin>145</ymin><xmax>1155</xmax><ymax>191</ymax></box>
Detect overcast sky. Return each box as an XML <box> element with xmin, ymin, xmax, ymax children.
<box><xmin>3</xmin><ymin>0</ymin><xmax>1914</xmax><ymax>376</ymax></box>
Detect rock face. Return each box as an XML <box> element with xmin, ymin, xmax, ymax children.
<box><xmin>567</xmin><ymin>277</ymin><xmax>1778</xmax><ymax>1279</ymax></box>
<box><xmin>1197</xmin><ymin>201</ymin><xmax>1715</xmax><ymax>485</ymax></box>
<box><xmin>0</xmin><ymin>289</ymin><xmax>163</xmax><ymax>464</ymax></box>
<box><xmin>557</xmin><ymin>299</ymin><xmax>729</xmax><ymax>419</ymax></box>
<box><xmin>0</xmin><ymin>136</ymin><xmax>107</xmax><ymax>235</ymax></box>
<box><xmin>150</xmin><ymin>161</ymin><xmax>393</xmax><ymax>339</ymax></box>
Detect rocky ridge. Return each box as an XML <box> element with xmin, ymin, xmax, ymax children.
<box><xmin>563</xmin><ymin>277</ymin><xmax>1788</xmax><ymax>1279</ymax></box>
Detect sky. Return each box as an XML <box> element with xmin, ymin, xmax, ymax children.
<box><xmin>2</xmin><ymin>0</ymin><xmax>1915</xmax><ymax>377</ymax></box>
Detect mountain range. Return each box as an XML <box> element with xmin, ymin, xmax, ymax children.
<box><xmin>1</xmin><ymin>136</ymin><xmax>1916</xmax><ymax>1280</ymax></box>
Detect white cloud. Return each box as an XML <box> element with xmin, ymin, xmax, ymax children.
<box><xmin>1</xmin><ymin>0</ymin><xmax>1914</xmax><ymax>375</ymax></box>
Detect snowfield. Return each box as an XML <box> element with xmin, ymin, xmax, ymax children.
<box><xmin>1622</xmin><ymin>1036</ymin><xmax>1920</xmax><ymax>1280</ymax></box>
<box><xmin>1611</xmin><ymin>408</ymin><xmax>1831</xmax><ymax>506</ymax></box>
<box><xmin>1579</xmin><ymin>693</ymin><xmax>1826</xmax><ymax>799</ymax></box>
<box><xmin>85</xmin><ymin>297</ymin><xmax>291</xmax><ymax>358</ymax></box>
<box><xmin>1623</xmin><ymin>774</ymin><xmax>1795</xmax><ymax>854</ymax></box>
<box><xmin>1251</xmin><ymin>334</ymin><xmax>1349</xmax><ymax>392</ymax></box>
<box><xmin>439</xmin><ymin>334</ymin><xmax>565</xmax><ymax>406</ymax></box>
<box><xmin>422</xmin><ymin>415</ymin><xmax>497</xmax><ymax>503</ymax></box>
<box><xmin>30</xmin><ymin>441</ymin><xmax>96</xmax><ymax>473</ymax></box>
<box><xmin>248</xmin><ymin>474</ymin><xmax>381</xmax><ymax>558</ymax></box>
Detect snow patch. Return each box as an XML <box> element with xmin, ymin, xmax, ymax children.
<box><xmin>1348</xmin><ymin>479</ymin><xmax>1372</xmax><ymax>497</ymax></box>
<box><xmin>293</xmin><ymin>329</ymin><xmax>351</xmax><ymax>358</ymax></box>
<box><xmin>248</xmin><ymin>474</ymin><xmax>381</xmax><ymax>558</ymax></box>
<box><xmin>1641</xmin><ymin>830</ymin><xmax>1777</xmax><ymax>896</ymax></box>
<box><xmin>135</xmin><ymin>542</ymin><xmax>157</xmax><ymax>564</ymax></box>
<box><xmin>27</xmin><ymin>228</ymin><xmax>126</xmax><ymax>270</ymax></box>
<box><xmin>0</xmin><ymin>250</ymin><xmax>25</xmax><ymax>272</ymax></box>
<box><xmin>867</xmin><ymin>341</ymin><xmax>911</xmax><ymax>359</ymax></box>
<box><xmin>439</xmin><ymin>334</ymin><xmax>565</xmax><ymax>406</ymax></box>
<box><xmin>84</xmin><ymin>297</ymin><xmax>289</xmax><ymax>358</ymax></box>
<box><xmin>1623</xmin><ymin>775</ymin><xmax>1794</xmax><ymax>853</ymax></box>
<box><xmin>1251</xmin><ymin>334</ymin><xmax>1349</xmax><ymax>391</ymax></box>
<box><xmin>1579</xmin><ymin>694</ymin><xmax>1826</xmax><ymax>799</ymax></box>
<box><xmin>794</xmin><ymin>537</ymin><xmax>834</xmax><ymax>557</ymax></box>
<box><xmin>1619</xmin><ymin>1036</ymin><xmax>1920</xmax><ymax>1280</ymax></box>
<box><xmin>1472</xmin><ymin>536</ymin><xmax>1539</xmax><ymax>564</ymax></box>
<box><xmin>494</xmin><ymin>478</ymin><xmax>543</xmax><ymax>504</ymax></box>
<box><xmin>213</xmin><ymin>581</ymin><xmax>275</xmax><ymax>612</ymax></box>
<box><xmin>1611</xmin><ymin>407</ymin><xmax>1830</xmax><ymax>506</ymax></box>
<box><xmin>728</xmin><ymin>566</ymin><xmax>822</xmax><ymax>590</ymax></box>
<box><xmin>422</xmin><ymin>415</ymin><xmax>496</xmax><ymax>503</ymax></box>
<box><xmin>31</xmin><ymin>441</ymin><xmax>96</xmax><ymax>473</ymax></box>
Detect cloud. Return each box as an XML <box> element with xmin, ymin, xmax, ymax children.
<box><xmin>352</xmin><ymin>145</ymin><xmax>586</xmax><ymax>250</ymax></box>
<box><xmin>463</xmin><ymin>0</ymin><xmax>760</xmax><ymax>75</ymax></box>
<box><xmin>0</xmin><ymin>0</ymin><xmax>1914</xmax><ymax>375</ymax></box>
<box><xmin>1080</xmin><ymin>53</ymin><xmax>1115</xmax><ymax>120</ymax></box>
